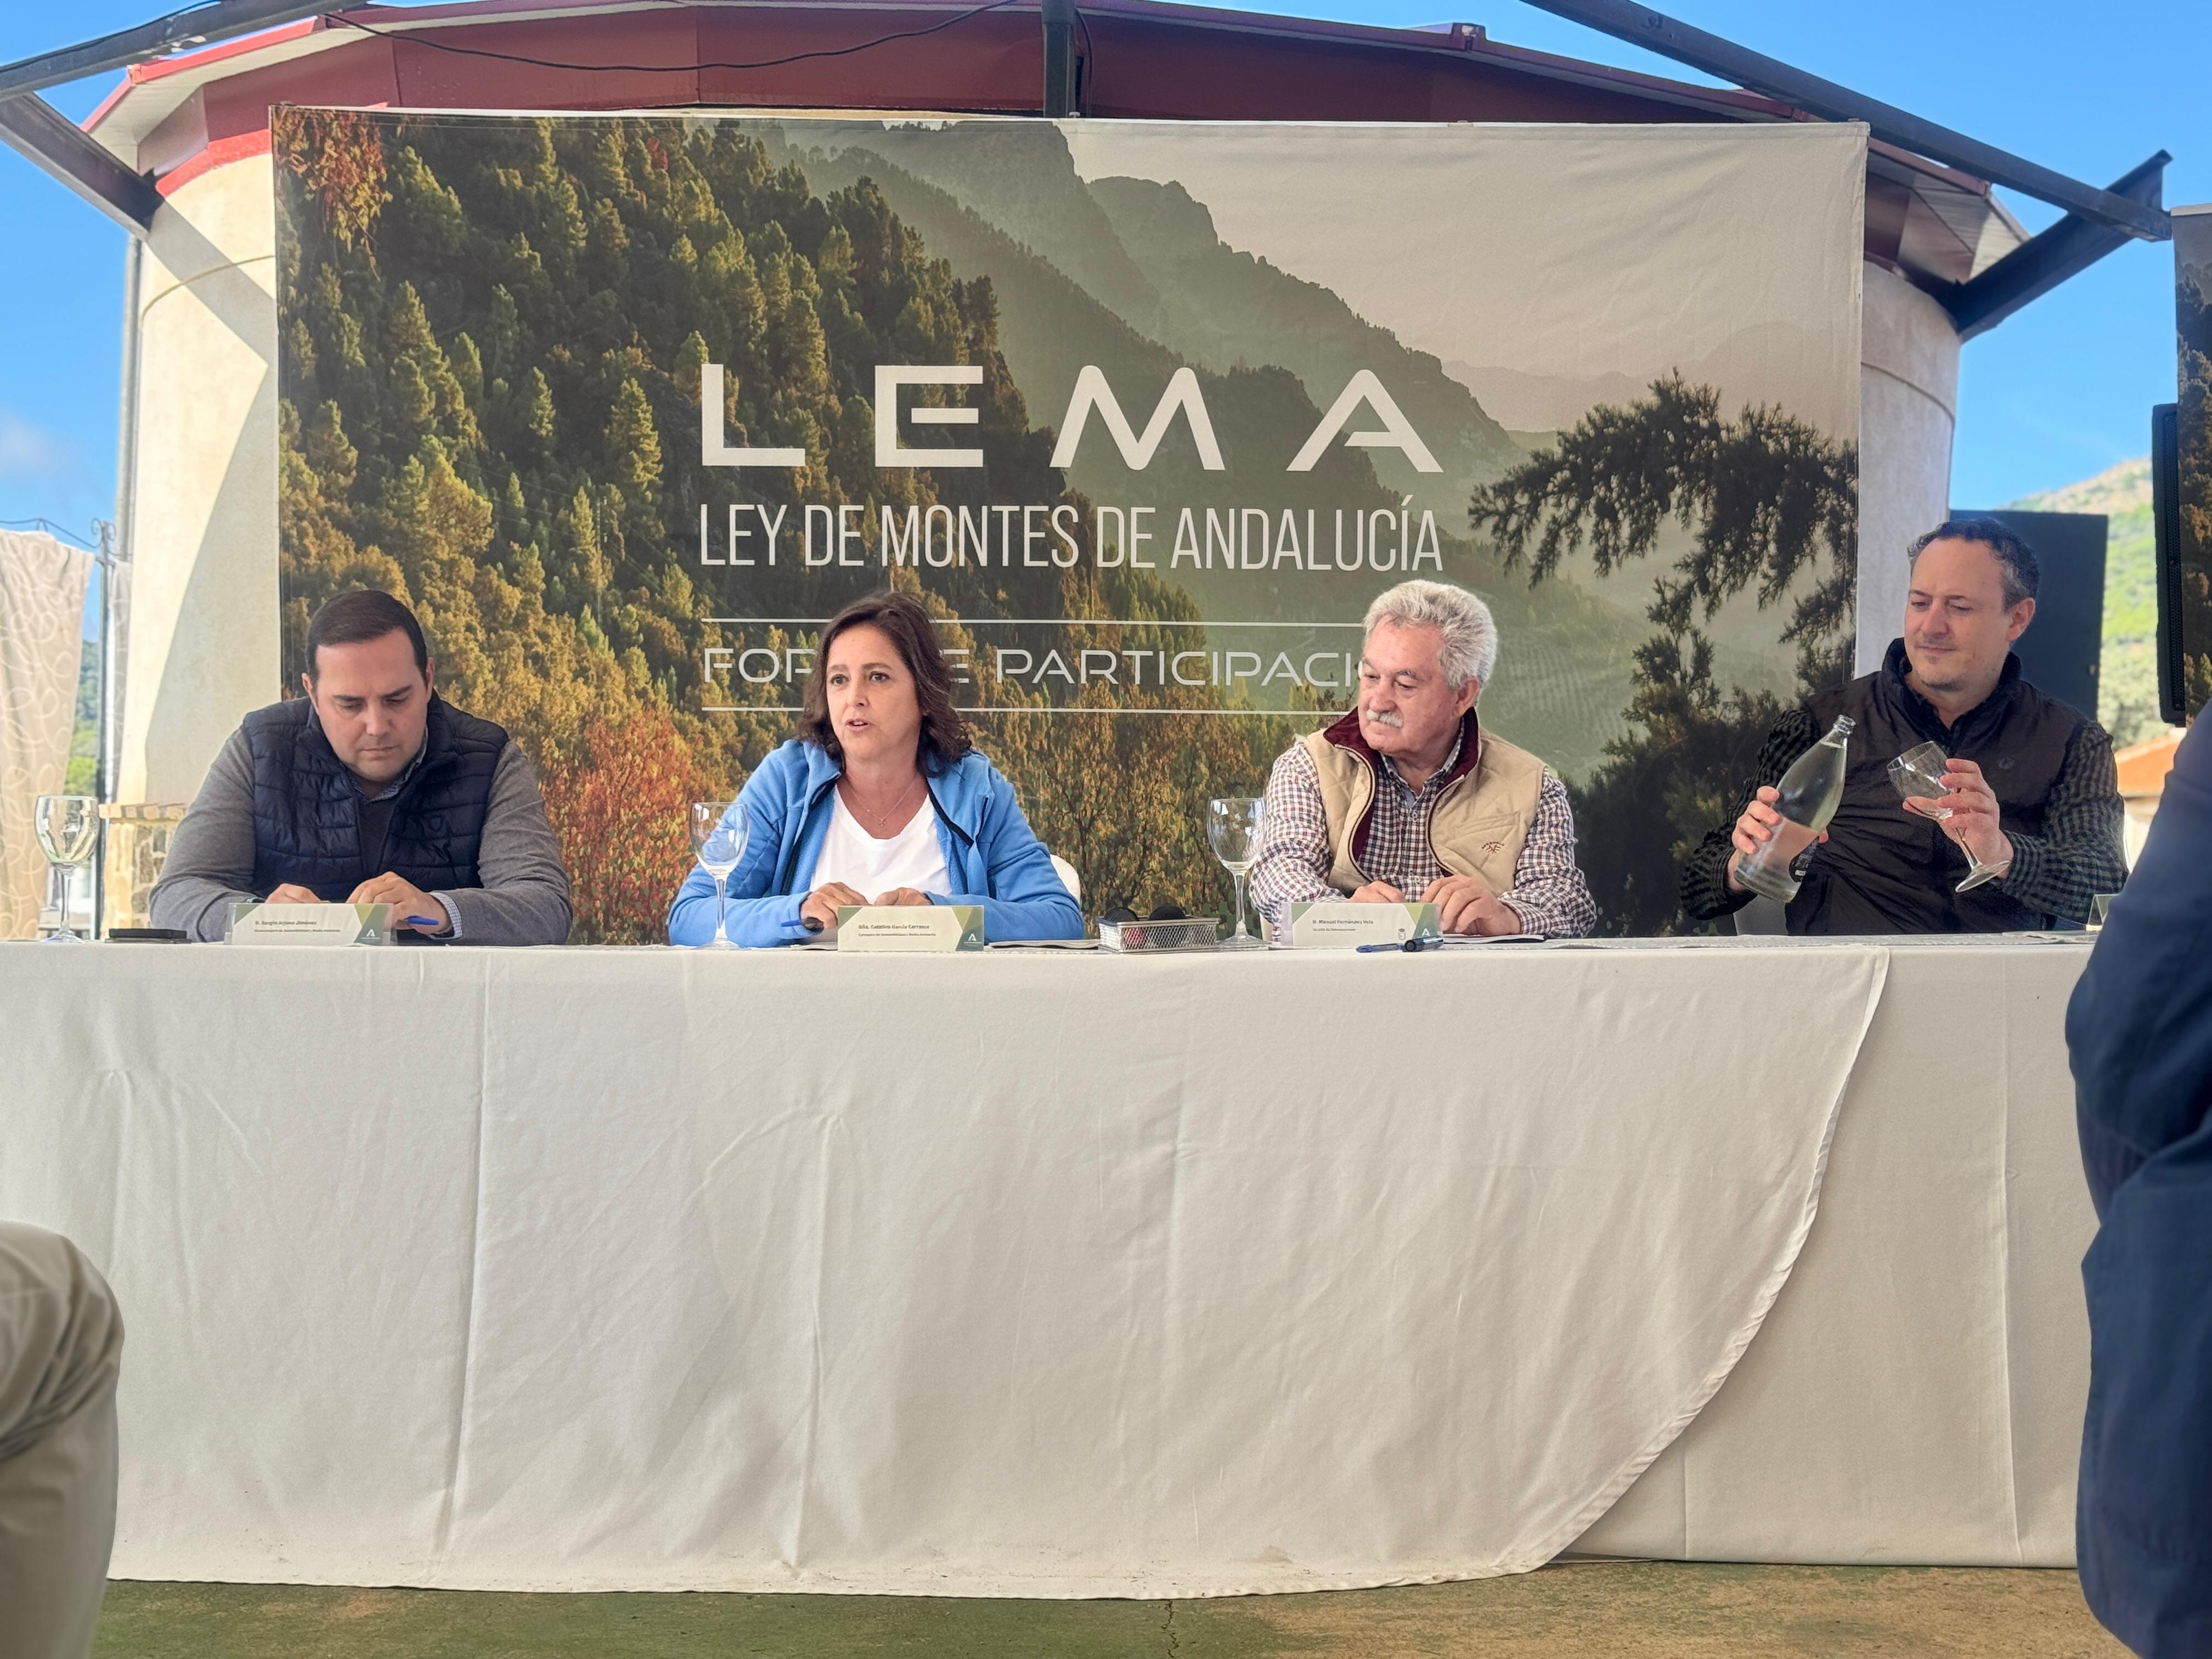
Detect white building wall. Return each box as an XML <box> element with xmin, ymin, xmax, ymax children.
<box><xmin>1855</xmin><ymin>258</ymin><xmax>1962</xmax><ymax>676</ymax></box>
<box><xmin>116</xmin><ymin>156</ymin><xmax>278</xmax><ymax>806</ymax></box>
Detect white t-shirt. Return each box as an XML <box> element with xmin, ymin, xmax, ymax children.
<box><xmin>811</xmin><ymin>789</ymin><xmax>953</xmax><ymax>900</ymax></box>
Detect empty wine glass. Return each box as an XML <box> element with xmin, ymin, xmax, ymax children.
<box><xmin>689</xmin><ymin>800</ymin><xmax>749</xmax><ymax>950</ymax></box>
<box><xmin>1207</xmin><ymin>797</ymin><xmax>1266</xmax><ymax>951</ymax></box>
<box><xmin>1888</xmin><ymin>742</ymin><xmax>2006</xmax><ymax>893</ymax></box>
<box><xmin>1887</xmin><ymin>742</ymin><xmax>1954</xmax><ymax>820</ymax></box>
<box><xmin>33</xmin><ymin>794</ymin><xmax>99</xmax><ymax>943</ymax></box>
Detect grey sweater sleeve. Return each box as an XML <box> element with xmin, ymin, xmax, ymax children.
<box><xmin>149</xmin><ymin>732</ymin><xmax>573</xmax><ymax>945</ymax></box>
<box><xmin>437</xmin><ymin>744</ymin><xmax>572</xmax><ymax>946</ymax></box>
<box><xmin>148</xmin><ymin>729</ymin><xmax>263</xmax><ymax>942</ymax></box>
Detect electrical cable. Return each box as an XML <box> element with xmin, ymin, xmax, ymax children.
<box><xmin>3</xmin><ymin>2</ymin><xmax>224</xmax><ymax>78</ymax></box>
<box><xmin>324</xmin><ymin>0</ymin><xmax>1030</xmax><ymax>76</ymax></box>
<box><xmin>0</xmin><ymin>516</ymin><xmax>98</xmax><ymax>549</ymax></box>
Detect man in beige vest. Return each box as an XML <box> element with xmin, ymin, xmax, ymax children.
<box><xmin>1250</xmin><ymin>580</ymin><xmax>1595</xmax><ymax>938</ymax></box>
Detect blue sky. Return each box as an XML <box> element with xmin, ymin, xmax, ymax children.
<box><xmin>1</xmin><ymin>0</ymin><xmax>2205</xmax><ymax>563</ymax></box>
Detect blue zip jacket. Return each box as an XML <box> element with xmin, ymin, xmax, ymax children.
<box><xmin>2069</xmin><ymin>716</ymin><xmax>2212</xmax><ymax>1658</ymax></box>
<box><xmin>667</xmin><ymin>740</ymin><xmax>1082</xmax><ymax>947</ymax></box>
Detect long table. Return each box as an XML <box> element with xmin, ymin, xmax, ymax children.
<box><xmin>0</xmin><ymin>936</ymin><xmax>2095</xmax><ymax>1594</ymax></box>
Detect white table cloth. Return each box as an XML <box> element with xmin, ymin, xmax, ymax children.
<box><xmin>0</xmin><ymin>937</ymin><xmax>2094</xmax><ymax>1594</ymax></box>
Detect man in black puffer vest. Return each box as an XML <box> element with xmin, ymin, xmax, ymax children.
<box><xmin>1681</xmin><ymin>519</ymin><xmax>2125</xmax><ymax>934</ymax></box>
<box><xmin>151</xmin><ymin>591</ymin><xmax>571</xmax><ymax>944</ymax></box>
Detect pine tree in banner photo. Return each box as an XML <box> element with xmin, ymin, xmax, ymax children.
<box><xmin>1469</xmin><ymin>373</ymin><xmax>1858</xmax><ymax>935</ymax></box>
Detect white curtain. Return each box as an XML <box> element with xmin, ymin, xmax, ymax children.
<box><xmin>0</xmin><ymin>529</ymin><xmax>93</xmax><ymax>938</ymax></box>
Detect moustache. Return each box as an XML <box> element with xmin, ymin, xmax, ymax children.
<box><xmin>1361</xmin><ymin>707</ymin><xmax>1404</xmax><ymax>729</ymax></box>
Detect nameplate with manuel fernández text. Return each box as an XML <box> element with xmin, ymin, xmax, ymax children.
<box><xmin>1285</xmin><ymin>901</ymin><xmax>1442</xmax><ymax>949</ymax></box>
<box><xmin>834</xmin><ymin>905</ymin><xmax>986</xmax><ymax>952</ymax></box>
<box><xmin>229</xmin><ymin>901</ymin><xmax>394</xmax><ymax>946</ymax></box>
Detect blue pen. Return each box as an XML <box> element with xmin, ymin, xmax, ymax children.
<box><xmin>404</xmin><ymin>915</ymin><xmax>445</xmax><ymax>930</ymax></box>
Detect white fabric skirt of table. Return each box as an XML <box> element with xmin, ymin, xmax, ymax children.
<box><xmin>0</xmin><ymin>938</ymin><xmax>2095</xmax><ymax>1595</ymax></box>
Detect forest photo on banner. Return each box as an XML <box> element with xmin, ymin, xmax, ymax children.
<box><xmin>272</xmin><ymin>112</ymin><xmax>1865</xmax><ymax>939</ymax></box>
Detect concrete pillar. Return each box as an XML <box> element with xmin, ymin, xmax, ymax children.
<box><xmin>1855</xmin><ymin>259</ymin><xmax>1961</xmax><ymax>676</ymax></box>
<box><xmin>115</xmin><ymin>156</ymin><xmax>278</xmax><ymax>806</ymax></box>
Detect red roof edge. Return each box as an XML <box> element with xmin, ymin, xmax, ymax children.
<box><xmin>84</xmin><ymin>14</ymin><xmax>329</xmax><ymax>134</ymax></box>
<box><xmin>82</xmin><ymin>0</ymin><xmax>1821</xmax><ymax>138</ymax></box>
<box><xmin>156</xmin><ymin>128</ymin><xmax>275</xmax><ymax>195</ymax></box>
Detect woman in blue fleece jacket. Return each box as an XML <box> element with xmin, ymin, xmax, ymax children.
<box><xmin>668</xmin><ymin>590</ymin><xmax>1082</xmax><ymax>947</ymax></box>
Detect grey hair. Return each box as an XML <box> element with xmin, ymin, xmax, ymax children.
<box><xmin>1362</xmin><ymin>580</ymin><xmax>1498</xmax><ymax>690</ymax></box>
<box><xmin>1909</xmin><ymin>518</ymin><xmax>2040</xmax><ymax>610</ymax></box>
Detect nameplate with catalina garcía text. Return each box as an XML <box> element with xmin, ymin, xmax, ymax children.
<box><xmin>834</xmin><ymin>905</ymin><xmax>986</xmax><ymax>952</ymax></box>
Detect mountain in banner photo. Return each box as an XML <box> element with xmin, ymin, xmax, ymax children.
<box><xmin>791</xmin><ymin>121</ymin><xmax>1525</xmax><ymax>521</ymax></box>
<box><xmin>1082</xmin><ymin>174</ymin><xmax>1527</xmax><ymax>517</ymax></box>
<box><xmin>772</xmin><ymin>130</ymin><xmax>1381</xmax><ymax>539</ymax></box>
<box><xmin>777</xmin><ymin>126</ymin><xmax>1646</xmax><ymax>771</ymax></box>
<box><xmin>831</xmin><ymin>119</ymin><xmax>1172</xmax><ymax>341</ymax></box>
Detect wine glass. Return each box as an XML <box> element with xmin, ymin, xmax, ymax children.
<box><xmin>689</xmin><ymin>800</ymin><xmax>749</xmax><ymax>950</ymax></box>
<box><xmin>33</xmin><ymin>794</ymin><xmax>99</xmax><ymax>943</ymax></box>
<box><xmin>1207</xmin><ymin>797</ymin><xmax>1266</xmax><ymax>951</ymax></box>
<box><xmin>1887</xmin><ymin>742</ymin><xmax>1954</xmax><ymax>820</ymax></box>
<box><xmin>1888</xmin><ymin>742</ymin><xmax>2006</xmax><ymax>894</ymax></box>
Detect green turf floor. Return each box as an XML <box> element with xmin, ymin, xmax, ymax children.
<box><xmin>95</xmin><ymin>1563</ymin><xmax>2127</xmax><ymax>1657</ymax></box>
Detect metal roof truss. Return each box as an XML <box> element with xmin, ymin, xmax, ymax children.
<box><xmin>0</xmin><ymin>0</ymin><xmax>2175</xmax><ymax>331</ymax></box>
<box><xmin>0</xmin><ymin>0</ymin><xmax>337</xmax><ymax>233</ymax></box>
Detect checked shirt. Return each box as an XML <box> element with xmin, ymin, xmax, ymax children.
<box><xmin>1250</xmin><ymin>727</ymin><xmax>1596</xmax><ymax>939</ymax></box>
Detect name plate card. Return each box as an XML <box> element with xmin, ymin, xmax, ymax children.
<box><xmin>1285</xmin><ymin>900</ymin><xmax>1441</xmax><ymax>949</ymax></box>
<box><xmin>834</xmin><ymin>904</ymin><xmax>985</xmax><ymax>952</ymax></box>
<box><xmin>229</xmin><ymin>901</ymin><xmax>393</xmax><ymax>946</ymax></box>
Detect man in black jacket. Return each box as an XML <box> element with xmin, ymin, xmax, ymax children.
<box><xmin>151</xmin><ymin>590</ymin><xmax>571</xmax><ymax>944</ymax></box>
<box><xmin>1680</xmin><ymin>518</ymin><xmax>2125</xmax><ymax>933</ymax></box>
<box><xmin>2068</xmin><ymin>716</ymin><xmax>2212</xmax><ymax>1656</ymax></box>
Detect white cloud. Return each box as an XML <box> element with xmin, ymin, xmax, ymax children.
<box><xmin>0</xmin><ymin>407</ymin><xmax>88</xmax><ymax>482</ymax></box>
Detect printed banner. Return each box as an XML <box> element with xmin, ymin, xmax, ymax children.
<box><xmin>273</xmin><ymin>111</ymin><xmax>1864</xmax><ymax>939</ymax></box>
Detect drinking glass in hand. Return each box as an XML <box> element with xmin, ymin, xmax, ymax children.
<box><xmin>1887</xmin><ymin>742</ymin><xmax>1954</xmax><ymax>820</ymax></box>
<box><xmin>1207</xmin><ymin>797</ymin><xmax>1266</xmax><ymax>951</ymax></box>
<box><xmin>33</xmin><ymin>794</ymin><xmax>99</xmax><ymax>943</ymax></box>
<box><xmin>689</xmin><ymin>801</ymin><xmax>749</xmax><ymax>950</ymax></box>
<box><xmin>1888</xmin><ymin>742</ymin><xmax>2006</xmax><ymax>893</ymax></box>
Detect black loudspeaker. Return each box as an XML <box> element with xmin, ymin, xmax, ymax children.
<box><xmin>1947</xmin><ymin>508</ymin><xmax>2107</xmax><ymax>721</ymax></box>
<box><xmin>2152</xmin><ymin>402</ymin><xmax>2187</xmax><ymax>724</ymax></box>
